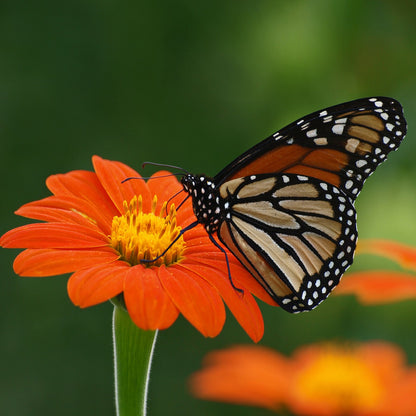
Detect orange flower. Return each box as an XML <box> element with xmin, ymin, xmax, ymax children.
<box><xmin>335</xmin><ymin>239</ymin><xmax>416</xmax><ymax>304</ymax></box>
<box><xmin>190</xmin><ymin>342</ymin><xmax>416</xmax><ymax>416</ymax></box>
<box><xmin>0</xmin><ymin>156</ymin><xmax>276</xmax><ymax>341</ymax></box>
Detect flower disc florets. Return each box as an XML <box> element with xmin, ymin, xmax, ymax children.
<box><xmin>110</xmin><ymin>195</ymin><xmax>185</xmax><ymax>267</ymax></box>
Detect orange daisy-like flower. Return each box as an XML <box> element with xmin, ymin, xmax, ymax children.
<box><xmin>0</xmin><ymin>156</ymin><xmax>275</xmax><ymax>341</ymax></box>
<box><xmin>190</xmin><ymin>342</ymin><xmax>416</xmax><ymax>416</ymax></box>
<box><xmin>335</xmin><ymin>239</ymin><xmax>416</xmax><ymax>304</ymax></box>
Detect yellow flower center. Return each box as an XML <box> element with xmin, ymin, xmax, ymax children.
<box><xmin>110</xmin><ymin>195</ymin><xmax>185</xmax><ymax>267</ymax></box>
<box><xmin>295</xmin><ymin>345</ymin><xmax>384</xmax><ymax>413</ymax></box>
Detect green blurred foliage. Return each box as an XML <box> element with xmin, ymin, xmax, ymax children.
<box><xmin>1</xmin><ymin>1</ymin><xmax>416</xmax><ymax>415</ymax></box>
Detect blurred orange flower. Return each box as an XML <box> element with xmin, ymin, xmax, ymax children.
<box><xmin>0</xmin><ymin>156</ymin><xmax>276</xmax><ymax>341</ymax></box>
<box><xmin>335</xmin><ymin>240</ymin><xmax>416</xmax><ymax>304</ymax></box>
<box><xmin>190</xmin><ymin>342</ymin><xmax>416</xmax><ymax>416</ymax></box>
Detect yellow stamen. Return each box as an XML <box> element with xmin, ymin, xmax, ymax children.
<box><xmin>296</xmin><ymin>345</ymin><xmax>383</xmax><ymax>412</ymax></box>
<box><xmin>110</xmin><ymin>195</ymin><xmax>185</xmax><ymax>267</ymax></box>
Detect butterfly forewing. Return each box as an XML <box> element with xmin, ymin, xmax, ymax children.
<box><xmin>218</xmin><ymin>174</ymin><xmax>357</xmax><ymax>312</ymax></box>
<box><xmin>215</xmin><ymin>97</ymin><xmax>406</xmax><ymax>200</ymax></box>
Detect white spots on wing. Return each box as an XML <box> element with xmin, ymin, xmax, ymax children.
<box><xmin>332</xmin><ymin>124</ymin><xmax>345</xmax><ymax>135</ymax></box>
<box><xmin>314</xmin><ymin>137</ymin><xmax>328</xmax><ymax>146</ymax></box>
<box><xmin>345</xmin><ymin>138</ymin><xmax>360</xmax><ymax>153</ymax></box>
<box><xmin>306</xmin><ymin>129</ymin><xmax>317</xmax><ymax>138</ymax></box>
<box><xmin>336</xmin><ymin>117</ymin><xmax>347</xmax><ymax>124</ymax></box>
<box><xmin>345</xmin><ymin>180</ymin><xmax>353</xmax><ymax>190</ymax></box>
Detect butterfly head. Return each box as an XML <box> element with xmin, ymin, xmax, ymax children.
<box><xmin>181</xmin><ymin>174</ymin><xmax>222</xmax><ymax>233</ymax></box>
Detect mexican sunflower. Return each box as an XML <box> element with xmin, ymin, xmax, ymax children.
<box><xmin>335</xmin><ymin>239</ymin><xmax>416</xmax><ymax>304</ymax></box>
<box><xmin>190</xmin><ymin>342</ymin><xmax>416</xmax><ymax>416</ymax></box>
<box><xmin>0</xmin><ymin>155</ymin><xmax>276</xmax><ymax>341</ymax></box>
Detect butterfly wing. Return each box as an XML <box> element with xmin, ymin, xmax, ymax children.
<box><xmin>217</xmin><ymin>173</ymin><xmax>357</xmax><ymax>312</ymax></box>
<box><xmin>182</xmin><ymin>97</ymin><xmax>406</xmax><ymax>311</ymax></box>
<box><xmin>212</xmin><ymin>97</ymin><xmax>406</xmax><ymax>311</ymax></box>
<box><xmin>214</xmin><ymin>97</ymin><xmax>407</xmax><ymax>201</ymax></box>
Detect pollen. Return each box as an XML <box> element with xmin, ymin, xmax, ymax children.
<box><xmin>110</xmin><ymin>195</ymin><xmax>185</xmax><ymax>267</ymax></box>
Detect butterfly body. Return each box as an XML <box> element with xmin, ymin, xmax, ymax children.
<box><xmin>181</xmin><ymin>97</ymin><xmax>407</xmax><ymax>312</ymax></box>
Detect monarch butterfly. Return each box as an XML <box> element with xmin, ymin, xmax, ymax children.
<box><xmin>177</xmin><ymin>97</ymin><xmax>407</xmax><ymax>312</ymax></box>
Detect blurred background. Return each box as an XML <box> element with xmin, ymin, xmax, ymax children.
<box><xmin>1</xmin><ymin>1</ymin><xmax>416</xmax><ymax>415</ymax></box>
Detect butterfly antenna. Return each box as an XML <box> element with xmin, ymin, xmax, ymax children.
<box><xmin>121</xmin><ymin>173</ymin><xmax>180</xmax><ymax>183</ymax></box>
<box><xmin>142</xmin><ymin>161</ymin><xmax>190</xmax><ymax>175</ymax></box>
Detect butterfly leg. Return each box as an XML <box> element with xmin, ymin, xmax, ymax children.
<box><xmin>140</xmin><ymin>220</ymin><xmax>199</xmax><ymax>265</ymax></box>
<box><xmin>208</xmin><ymin>233</ymin><xmax>244</xmax><ymax>295</ymax></box>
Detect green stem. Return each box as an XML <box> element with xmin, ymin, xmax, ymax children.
<box><xmin>112</xmin><ymin>305</ymin><xmax>158</xmax><ymax>416</ymax></box>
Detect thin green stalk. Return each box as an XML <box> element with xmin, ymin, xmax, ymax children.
<box><xmin>112</xmin><ymin>305</ymin><xmax>158</xmax><ymax>416</ymax></box>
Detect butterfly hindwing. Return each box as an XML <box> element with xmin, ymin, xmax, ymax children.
<box><xmin>217</xmin><ymin>173</ymin><xmax>357</xmax><ymax>312</ymax></box>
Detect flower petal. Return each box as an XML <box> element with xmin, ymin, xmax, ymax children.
<box><xmin>13</xmin><ymin>248</ymin><xmax>119</xmax><ymax>276</ymax></box>
<box><xmin>179</xmin><ymin>262</ymin><xmax>264</xmax><ymax>342</ymax></box>
<box><xmin>46</xmin><ymin>170</ymin><xmax>98</xmax><ymax>196</ymax></box>
<box><xmin>68</xmin><ymin>262</ymin><xmax>129</xmax><ymax>307</ymax></box>
<box><xmin>46</xmin><ymin>169</ymin><xmax>117</xmax><ymax>219</ymax></box>
<box><xmin>186</xmin><ymin>251</ymin><xmax>278</xmax><ymax>307</ymax></box>
<box><xmin>124</xmin><ymin>266</ymin><xmax>179</xmax><ymax>330</ymax></box>
<box><xmin>16</xmin><ymin>196</ymin><xmax>115</xmax><ymax>235</ymax></box>
<box><xmin>358</xmin><ymin>240</ymin><xmax>416</xmax><ymax>271</ymax></box>
<box><xmin>335</xmin><ymin>271</ymin><xmax>416</xmax><ymax>304</ymax></box>
<box><xmin>190</xmin><ymin>345</ymin><xmax>289</xmax><ymax>410</ymax></box>
<box><xmin>177</xmin><ymin>203</ymin><xmax>199</xmax><ymax>229</ymax></box>
<box><xmin>389</xmin><ymin>369</ymin><xmax>416</xmax><ymax>416</ymax></box>
<box><xmin>92</xmin><ymin>155</ymin><xmax>152</xmax><ymax>214</ymax></box>
<box><xmin>0</xmin><ymin>223</ymin><xmax>109</xmax><ymax>249</ymax></box>
<box><xmin>158</xmin><ymin>265</ymin><xmax>226</xmax><ymax>337</ymax></box>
